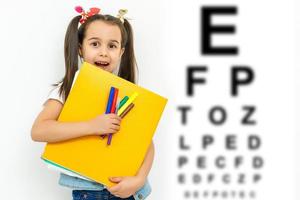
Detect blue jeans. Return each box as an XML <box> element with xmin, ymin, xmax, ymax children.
<box><xmin>72</xmin><ymin>189</ymin><xmax>135</xmax><ymax>200</ymax></box>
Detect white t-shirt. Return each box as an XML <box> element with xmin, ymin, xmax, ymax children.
<box><xmin>45</xmin><ymin>71</ymin><xmax>92</xmax><ymax>181</ymax></box>
<box><xmin>46</xmin><ymin>71</ymin><xmax>79</xmax><ymax>104</ymax></box>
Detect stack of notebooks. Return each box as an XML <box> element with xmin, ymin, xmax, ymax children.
<box><xmin>42</xmin><ymin>62</ymin><xmax>168</xmax><ymax>187</ymax></box>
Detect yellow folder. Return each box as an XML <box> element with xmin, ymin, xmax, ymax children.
<box><xmin>41</xmin><ymin>62</ymin><xmax>168</xmax><ymax>187</ymax></box>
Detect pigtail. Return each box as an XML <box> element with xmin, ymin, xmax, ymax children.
<box><xmin>118</xmin><ymin>19</ymin><xmax>138</xmax><ymax>84</ymax></box>
<box><xmin>59</xmin><ymin>15</ymin><xmax>81</xmax><ymax>101</ymax></box>
<box><xmin>54</xmin><ymin>14</ymin><xmax>136</xmax><ymax>101</ymax></box>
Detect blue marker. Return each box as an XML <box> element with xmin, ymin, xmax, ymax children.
<box><xmin>105</xmin><ymin>87</ymin><xmax>115</xmax><ymax>114</ymax></box>
<box><xmin>101</xmin><ymin>87</ymin><xmax>115</xmax><ymax>139</ymax></box>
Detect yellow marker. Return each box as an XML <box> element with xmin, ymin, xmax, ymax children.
<box><xmin>117</xmin><ymin>92</ymin><xmax>138</xmax><ymax>116</ymax></box>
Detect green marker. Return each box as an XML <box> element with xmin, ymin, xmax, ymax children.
<box><xmin>118</xmin><ymin>92</ymin><xmax>138</xmax><ymax>116</ymax></box>
<box><xmin>118</xmin><ymin>96</ymin><xmax>129</xmax><ymax>111</ymax></box>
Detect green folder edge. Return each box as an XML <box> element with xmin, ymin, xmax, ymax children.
<box><xmin>41</xmin><ymin>157</ymin><xmax>94</xmax><ymax>182</ymax></box>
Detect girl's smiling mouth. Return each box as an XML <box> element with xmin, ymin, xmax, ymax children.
<box><xmin>94</xmin><ymin>61</ymin><xmax>110</xmax><ymax>68</ymax></box>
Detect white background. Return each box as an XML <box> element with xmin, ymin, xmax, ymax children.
<box><xmin>0</xmin><ymin>0</ymin><xmax>298</xmax><ymax>199</ymax></box>
<box><xmin>169</xmin><ymin>0</ymin><xmax>295</xmax><ymax>200</ymax></box>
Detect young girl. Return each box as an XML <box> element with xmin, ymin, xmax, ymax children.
<box><xmin>31</xmin><ymin>7</ymin><xmax>153</xmax><ymax>200</ymax></box>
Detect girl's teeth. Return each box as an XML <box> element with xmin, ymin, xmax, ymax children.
<box><xmin>95</xmin><ymin>62</ymin><xmax>109</xmax><ymax>67</ymax></box>
<box><xmin>98</xmin><ymin>62</ymin><xmax>109</xmax><ymax>65</ymax></box>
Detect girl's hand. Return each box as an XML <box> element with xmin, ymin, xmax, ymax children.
<box><xmin>107</xmin><ymin>176</ymin><xmax>145</xmax><ymax>198</ymax></box>
<box><xmin>88</xmin><ymin>114</ymin><xmax>121</xmax><ymax>136</ymax></box>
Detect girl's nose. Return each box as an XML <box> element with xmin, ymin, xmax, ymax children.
<box><xmin>99</xmin><ymin>47</ymin><xmax>108</xmax><ymax>57</ymax></box>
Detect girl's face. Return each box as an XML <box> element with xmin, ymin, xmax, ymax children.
<box><xmin>80</xmin><ymin>20</ymin><xmax>125</xmax><ymax>73</ymax></box>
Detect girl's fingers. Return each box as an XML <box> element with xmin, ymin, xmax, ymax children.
<box><xmin>108</xmin><ymin>184</ymin><xmax>121</xmax><ymax>193</ymax></box>
<box><xmin>113</xmin><ymin>125</ymin><xmax>120</xmax><ymax>131</ymax></box>
<box><xmin>109</xmin><ymin>125</ymin><xmax>120</xmax><ymax>132</ymax></box>
<box><xmin>109</xmin><ymin>128</ymin><xmax>118</xmax><ymax>133</ymax></box>
<box><xmin>112</xmin><ymin>119</ymin><xmax>121</xmax><ymax>125</ymax></box>
<box><xmin>109</xmin><ymin>114</ymin><xmax>122</xmax><ymax>121</ymax></box>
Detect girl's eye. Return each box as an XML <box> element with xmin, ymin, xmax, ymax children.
<box><xmin>109</xmin><ymin>44</ymin><xmax>117</xmax><ymax>49</ymax></box>
<box><xmin>91</xmin><ymin>42</ymin><xmax>99</xmax><ymax>47</ymax></box>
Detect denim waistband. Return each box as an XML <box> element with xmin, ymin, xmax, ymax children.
<box><xmin>59</xmin><ymin>173</ymin><xmax>151</xmax><ymax>200</ymax></box>
<box><xmin>72</xmin><ymin>189</ymin><xmax>135</xmax><ymax>200</ymax></box>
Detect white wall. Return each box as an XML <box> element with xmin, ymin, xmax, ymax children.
<box><xmin>0</xmin><ymin>0</ymin><xmax>171</xmax><ymax>199</ymax></box>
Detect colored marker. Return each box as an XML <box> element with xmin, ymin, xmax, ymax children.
<box><xmin>107</xmin><ymin>103</ymin><xmax>134</xmax><ymax>145</ymax></box>
<box><xmin>101</xmin><ymin>87</ymin><xmax>115</xmax><ymax>139</ymax></box>
<box><xmin>107</xmin><ymin>88</ymin><xmax>119</xmax><ymax>145</ymax></box>
<box><xmin>105</xmin><ymin>87</ymin><xmax>115</xmax><ymax>114</ymax></box>
<box><xmin>118</xmin><ymin>96</ymin><xmax>129</xmax><ymax>110</ymax></box>
<box><xmin>120</xmin><ymin>103</ymin><xmax>135</xmax><ymax>118</ymax></box>
<box><xmin>110</xmin><ymin>88</ymin><xmax>119</xmax><ymax>113</ymax></box>
<box><xmin>117</xmin><ymin>92</ymin><xmax>138</xmax><ymax>116</ymax></box>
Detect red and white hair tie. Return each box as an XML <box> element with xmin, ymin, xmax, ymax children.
<box><xmin>75</xmin><ymin>6</ymin><xmax>100</xmax><ymax>25</ymax></box>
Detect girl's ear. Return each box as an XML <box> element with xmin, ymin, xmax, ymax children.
<box><xmin>78</xmin><ymin>44</ymin><xmax>83</xmax><ymax>57</ymax></box>
<box><xmin>120</xmin><ymin>47</ymin><xmax>125</xmax><ymax>58</ymax></box>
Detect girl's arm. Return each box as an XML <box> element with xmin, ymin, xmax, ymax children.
<box><xmin>108</xmin><ymin>141</ymin><xmax>155</xmax><ymax>197</ymax></box>
<box><xmin>31</xmin><ymin>99</ymin><xmax>121</xmax><ymax>143</ymax></box>
<box><xmin>136</xmin><ymin>141</ymin><xmax>155</xmax><ymax>184</ymax></box>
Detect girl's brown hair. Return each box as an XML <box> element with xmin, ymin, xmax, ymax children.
<box><xmin>56</xmin><ymin>14</ymin><xmax>137</xmax><ymax>102</ymax></box>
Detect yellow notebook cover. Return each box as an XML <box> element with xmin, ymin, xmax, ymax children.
<box><xmin>42</xmin><ymin>62</ymin><xmax>168</xmax><ymax>187</ymax></box>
